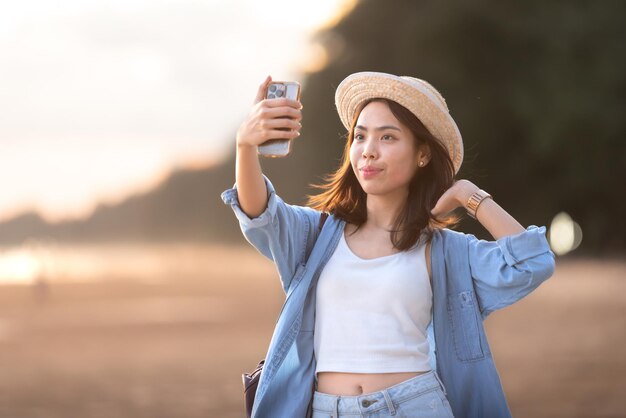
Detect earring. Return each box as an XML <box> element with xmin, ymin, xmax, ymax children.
<box><xmin>419</xmin><ymin>161</ymin><xmax>425</xmax><ymax>167</ymax></box>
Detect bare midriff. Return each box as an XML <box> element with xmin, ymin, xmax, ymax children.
<box><xmin>316</xmin><ymin>370</ymin><xmax>430</xmax><ymax>396</ymax></box>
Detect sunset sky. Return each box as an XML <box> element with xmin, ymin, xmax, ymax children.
<box><xmin>0</xmin><ymin>0</ymin><xmax>356</xmax><ymax>222</ymax></box>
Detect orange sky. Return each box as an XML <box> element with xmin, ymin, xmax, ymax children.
<box><xmin>0</xmin><ymin>0</ymin><xmax>356</xmax><ymax>223</ymax></box>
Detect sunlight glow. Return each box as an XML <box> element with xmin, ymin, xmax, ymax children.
<box><xmin>0</xmin><ymin>249</ymin><xmax>42</xmax><ymax>285</ymax></box>
<box><xmin>296</xmin><ymin>42</ymin><xmax>330</xmax><ymax>73</ymax></box>
<box><xmin>0</xmin><ymin>243</ymin><xmax>277</xmax><ymax>286</ymax></box>
<box><xmin>0</xmin><ymin>135</ymin><xmax>207</xmax><ymax>223</ymax></box>
<box><xmin>129</xmin><ymin>48</ymin><xmax>170</xmax><ymax>85</ymax></box>
<box><xmin>0</xmin><ymin>0</ymin><xmax>358</xmax><ymax>222</ymax></box>
<box><xmin>249</xmin><ymin>0</ymin><xmax>357</xmax><ymax>31</ymax></box>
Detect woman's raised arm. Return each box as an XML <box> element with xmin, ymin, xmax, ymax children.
<box><xmin>235</xmin><ymin>76</ymin><xmax>302</xmax><ymax>218</ymax></box>
<box><xmin>431</xmin><ymin>179</ymin><xmax>525</xmax><ymax>240</ymax></box>
<box><xmin>431</xmin><ymin>179</ymin><xmax>554</xmax><ymax>317</ymax></box>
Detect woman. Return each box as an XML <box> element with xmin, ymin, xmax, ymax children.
<box><xmin>222</xmin><ymin>72</ymin><xmax>555</xmax><ymax>418</ymax></box>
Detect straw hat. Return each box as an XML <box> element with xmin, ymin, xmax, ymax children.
<box><xmin>335</xmin><ymin>71</ymin><xmax>463</xmax><ymax>173</ymax></box>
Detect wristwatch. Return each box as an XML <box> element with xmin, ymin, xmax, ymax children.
<box><xmin>466</xmin><ymin>189</ymin><xmax>492</xmax><ymax>219</ymax></box>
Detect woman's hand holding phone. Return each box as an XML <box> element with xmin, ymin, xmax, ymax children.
<box><xmin>236</xmin><ymin>76</ymin><xmax>302</xmax><ymax>154</ymax></box>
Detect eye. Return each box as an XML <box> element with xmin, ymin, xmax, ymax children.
<box><xmin>381</xmin><ymin>134</ymin><xmax>394</xmax><ymax>141</ymax></box>
<box><xmin>354</xmin><ymin>133</ymin><xmax>365</xmax><ymax>141</ymax></box>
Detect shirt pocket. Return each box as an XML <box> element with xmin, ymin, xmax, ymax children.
<box><xmin>447</xmin><ymin>290</ymin><xmax>486</xmax><ymax>362</ymax></box>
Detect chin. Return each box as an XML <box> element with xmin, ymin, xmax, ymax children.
<box><xmin>359</xmin><ymin>183</ymin><xmax>388</xmax><ymax>196</ymax></box>
<box><xmin>359</xmin><ymin>180</ymin><xmax>409</xmax><ymax>198</ymax></box>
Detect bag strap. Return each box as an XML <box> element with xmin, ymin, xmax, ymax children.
<box><xmin>318</xmin><ymin>212</ymin><xmax>329</xmax><ymax>231</ymax></box>
<box><xmin>304</xmin><ymin>212</ymin><xmax>329</xmax><ymax>263</ymax></box>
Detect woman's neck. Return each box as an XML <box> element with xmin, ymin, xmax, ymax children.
<box><xmin>364</xmin><ymin>190</ymin><xmax>408</xmax><ymax>230</ymax></box>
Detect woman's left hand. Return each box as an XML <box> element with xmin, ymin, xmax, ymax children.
<box><xmin>431</xmin><ymin>179</ymin><xmax>480</xmax><ymax>217</ymax></box>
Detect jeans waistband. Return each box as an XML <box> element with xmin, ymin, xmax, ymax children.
<box><xmin>312</xmin><ymin>370</ymin><xmax>447</xmax><ymax>415</ymax></box>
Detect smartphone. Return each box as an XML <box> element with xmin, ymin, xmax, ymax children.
<box><xmin>258</xmin><ymin>81</ymin><xmax>301</xmax><ymax>158</ymax></box>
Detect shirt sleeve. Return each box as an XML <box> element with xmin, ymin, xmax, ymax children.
<box><xmin>221</xmin><ymin>175</ymin><xmax>321</xmax><ymax>294</ymax></box>
<box><xmin>467</xmin><ymin>225</ymin><xmax>556</xmax><ymax>319</ymax></box>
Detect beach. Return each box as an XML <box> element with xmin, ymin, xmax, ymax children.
<box><xmin>0</xmin><ymin>245</ymin><xmax>624</xmax><ymax>417</ymax></box>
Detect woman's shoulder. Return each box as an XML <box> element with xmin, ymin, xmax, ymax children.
<box><xmin>432</xmin><ymin>226</ymin><xmax>465</xmax><ymax>239</ymax></box>
<box><xmin>431</xmin><ymin>227</ymin><xmax>472</xmax><ymax>250</ymax></box>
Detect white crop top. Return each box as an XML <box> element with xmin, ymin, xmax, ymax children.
<box><xmin>314</xmin><ymin>231</ymin><xmax>432</xmax><ymax>379</ymax></box>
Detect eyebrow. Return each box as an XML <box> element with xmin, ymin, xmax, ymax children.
<box><xmin>354</xmin><ymin>125</ymin><xmax>402</xmax><ymax>132</ymax></box>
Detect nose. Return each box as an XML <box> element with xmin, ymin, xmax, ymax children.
<box><xmin>362</xmin><ymin>138</ymin><xmax>377</xmax><ymax>159</ymax></box>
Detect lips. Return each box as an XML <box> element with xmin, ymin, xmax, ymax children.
<box><xmin>360</xmin><ymin>167</ymin><xmax>382</xmax><ymax>173</ymax></box>
<box><xmin>359</xmin><ymin>166</ymin><xmax>383</xmax><ymax>179</ymax></box>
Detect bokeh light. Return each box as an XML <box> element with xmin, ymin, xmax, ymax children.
<box><xmin>548</xmin><ymin>211</ymin><xmax>583</xmax><ymax>255</ymax></box>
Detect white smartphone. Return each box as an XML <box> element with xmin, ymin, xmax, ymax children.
<box><xmin>258</xmin><ymin>81</ymin><xmax>301</xmax><ymax>158</ymax></box>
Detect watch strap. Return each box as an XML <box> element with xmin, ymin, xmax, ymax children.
<box><xmin>466</xmin><ymin>189</ymin><xmax>492</xmax><ymax>219</ymax></box>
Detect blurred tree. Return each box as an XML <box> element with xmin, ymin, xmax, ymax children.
<box><xmin>261</xmin><ymin>0</ymin><xmax>625</xmax><ymax>254</ymax></box>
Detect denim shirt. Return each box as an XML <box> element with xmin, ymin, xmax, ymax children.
<box><xmin>221</xmin><ymin>176</ymin><xmax>555</xmax><ymax>418</ymax></box>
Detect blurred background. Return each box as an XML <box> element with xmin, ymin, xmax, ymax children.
<box><xmin>0</xmin><ymin>0</ymin><xmax>624</xmax><ymax>417</ymax></box>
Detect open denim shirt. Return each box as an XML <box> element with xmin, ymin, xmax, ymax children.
<box><xmin>221</xmin><ymin>176</ymin><xmax>555</xmax><ymax>418</ymax></box>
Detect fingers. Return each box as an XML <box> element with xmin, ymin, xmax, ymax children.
<box><xmin>262</xmin><ymin>97</ymin><xmax>302</xmax><ymax>109</ymax></box>
<box><xmin>260</xmin><ymin>106</ymin><xmax>302</xmax><ymax>121</ymax></box>
<box><xmin>254</xmin><ymin>75</ymin><xmax>272</xmax><ymax>103</ymax></box>
<box><xmin>262</xmin><ymin>117</ymin><xmax>302</xmax><ymax>131</ymax></box>
<box><xmin>265</xmin><ymin>128</ymin><xmax>301</xmax><ymax>140</ymax></box>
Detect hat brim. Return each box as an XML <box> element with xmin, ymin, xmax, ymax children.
<box><xmin>335</xmin><ymin>72</ymin><xmax>463</xmax><ymax>174</ymax></box>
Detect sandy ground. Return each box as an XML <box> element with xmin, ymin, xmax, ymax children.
<box><xmin>0</xmin><ymin>245</ymin><xmax>624</xmax><ymax>418</ymax></box>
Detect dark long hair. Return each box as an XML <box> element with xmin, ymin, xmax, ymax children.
<box><xmin>307</xmin><ymin>98</ymin><xmax>460</xmax><ymax>250</ymax></box>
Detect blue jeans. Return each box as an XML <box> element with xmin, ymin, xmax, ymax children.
<box><xmin>311</xmin><ymin>370</ymin><xmax>454</xmax><ymax>418</ymax></box>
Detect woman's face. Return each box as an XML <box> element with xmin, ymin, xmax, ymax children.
<box><xmin>350</xmin><ymin>100</ymin><xmax>425</xmax><ymax>198</ymax></box>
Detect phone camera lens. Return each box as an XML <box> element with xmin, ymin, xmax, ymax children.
<box><xmin>268</xmin><ymin>94</ymin><xmax>276</xmax><ymax>99</ymax></box>
<box><xmin>269</xmin><ymin>85</ymin><xmax>277</xmax><ymax>92</ymax></box>
<box><xmin>276</xmin><ymin>90</ymin><xmax>284</xmax><ymax>97</ymax></box>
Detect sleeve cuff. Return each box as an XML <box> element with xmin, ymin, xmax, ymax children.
<box><xmin>496</xmin><ymin>225</ymin><xmax>551</xmax><ymax>265</ymax></box>
<box><xmin>220</xmin><ymin>175</ymin><xmax>279</xmax><ymax>229</ymax></box>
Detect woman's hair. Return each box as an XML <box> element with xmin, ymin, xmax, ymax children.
<box><xmin>307</xmin><ymin>98</ymin><xmax>461</xmax><ymax>251</ymax></box>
